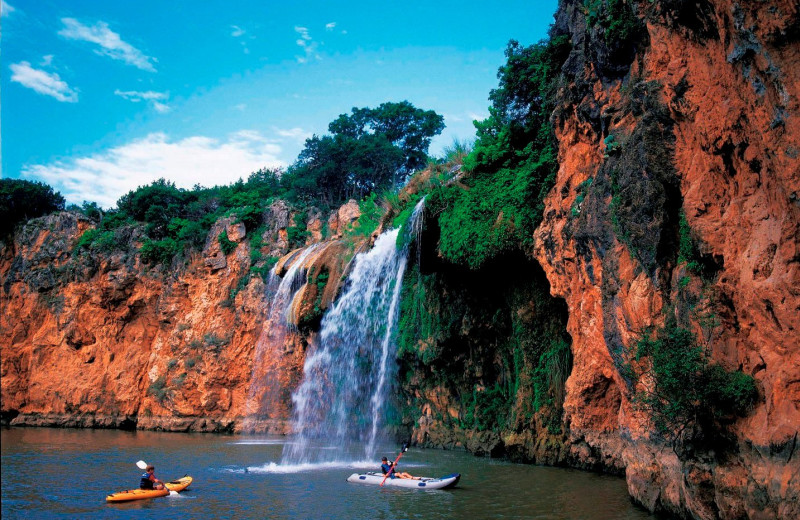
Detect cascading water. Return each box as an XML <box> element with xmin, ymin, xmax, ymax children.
<box><xmin>282</xmin><ymin>198</ymin><xmax>425</xmax><ymax>464</ymax></box>
<box><xmin>242</xmin><ymin>244</ymin><xmax>321</xmax><ymax>433</ymax></box>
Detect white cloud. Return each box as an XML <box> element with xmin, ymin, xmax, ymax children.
<box><xmin>9</xmin><ymin>61</ymin><xmax>78</xmax><ymax>102</ymax></box>
<box><xmin>325</xmin><ymin>22</ymin><xmax>336</xmax><ymax>31</ymax></box>
<box><xmin>1</xmin><ymin>1</ymin><xmax>15</xmax><ymax>17</ymax></box>
<box><xmin>469</xmin><ymin>112</ymin><xmax>488</xmax><ymax>121</ymax></box>
<box><xmin>293</xmin><ymin>26</ymin><xmax>319</xmax><ymax>63</ymax></box>
<box><xmin>22</xmin><ymin>132</ymin><xmax>285</xmax><ymax>207</ymax></box>
<box><xmin>40</xmin><ymin>55</ymin><xmax>54</xmax><ymax>66</ymax></box>
<box><xmin>114</xmin><ymin>89</ymin><xmax>170</xmax><ymax>112</ymax></box>
<box><xmin>230</xmin><ymin>25</ymin><xmax>251</xmax><ymax>53</ymax></box>
<box><xmin>275</xmin><ymin>127</ymin><xmax>311</xmax><ymax>141</ymax></box>
<box><xmin>59</xmin><ymin>18</ymin><xmax>156</xmax><ymax>72</ymax></box>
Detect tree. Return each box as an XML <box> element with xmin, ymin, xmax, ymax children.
<box><xmin>285</xmin><ymin>133</ymin><xmax>405</xmax><ymax>207</ymax></box>
<box><xmin>0</xmin><ymin>179</ymin><xmax>65</xmax><ymax>237</ymax></box>
<box><xmin>327</xmin><ymin>101</ymin><xmax>445</xmax><ymax>187</ymax></box>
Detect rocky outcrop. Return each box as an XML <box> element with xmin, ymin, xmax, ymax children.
<box><xmin>0</xmin><ymin>202</ymin><xmax>354</xmax><ymax>433</ymax></box>
<box><xmin>529</xmin><ymin>0</ymin><xmax>800</xmax><ymax>517</ymax></box>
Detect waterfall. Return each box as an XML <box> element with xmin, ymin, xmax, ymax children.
<box><xmin>282</xmin><ymin>198</ymin><xmax>425</xmax><ymax>464</ymax></box>
<box><xmin>242</xmin><ymin>244</ymin><xmax>321</xmax><ymax>433</ymax></box>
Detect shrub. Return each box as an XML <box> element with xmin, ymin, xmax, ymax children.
<box><xmin>218</xmin><ymin>229</ymin><xmax>237</xmax><ymax>255</ymax></box>
<box><xmin>140</xmin><ymin>238</ymin><xmax>180</xmax><ymax>265</ymax></box>
<box><xmin>204</xmin><ymin>332</ymin><xmax>230</xmax><ymax>350</ymax></box>
<box><xmin>631</xmin><ymin>317</ymin><xmax>758</xmax><ymax>443</ymax></box>
<box><xmin>147</xmin><ymin>376</ymin><xmax>169</xmax><ymax>402</ymax></box>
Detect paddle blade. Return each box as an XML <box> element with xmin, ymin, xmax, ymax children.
<box><xmin>136</xmin><ymin>460</ymin><xmax>148</xmax><ymax>470</ymax></box>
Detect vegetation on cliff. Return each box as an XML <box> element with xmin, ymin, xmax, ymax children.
<box><xmin>0</xmin><ymin>179</ymin><xmax>65</xmax><ymax>238</ymax></box>
<box><xmin>429</xmin><ymin>36</ymin><xmax>570</xmax><ymax>270</ymax></box>
<box><xmin>392</xmin><ymin>33</ymin><xmax>575</xmax><ymax>449</ymax></box>
<box><xmin>627</xmin><ymin>314</ymin><xmax>758</xmax><ymax>452</ymax></box>
<box><xmin>63</xmin><ymin>101</ymin><xmax>443</xmax><ymax>269</ymax></box>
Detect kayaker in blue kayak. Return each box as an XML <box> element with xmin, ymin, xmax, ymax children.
<box><xmin>140</xmin><ymin>464</ymin><xmax>165</xmax><ymax>490</ymax></box>
<box><xmin>380</xmin><ymin>456</ymin><xmax>419</xmax><ymax>479</ymax></box>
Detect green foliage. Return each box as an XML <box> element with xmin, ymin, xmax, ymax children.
<box><xmin>248</xmin><ymin>227</ymin><xmax>279</xmax><ymax>281</ymax></box>
<box><xmin>140</xmin><ymin>237</ymin><xmax>180</xmax><ymax>265</ymax></box>
<box><xmin>341</xmin><ymin>192</ymin><xmax>383</xmax><ymax>241</ymax></box>
<box><xmin>173</xmin><ymin>373</ymin><xmax>187</xmax><ymax>388</ymax></box>
<box><xmin>204</xmin><ymin>332</ymin><xmax>231</xmax><ymax>351</ymax></box>
<box><xmin>218</xmin><ymin>229</ymin><xmax>237</xmax><ymax>255</ymax></box>
<box><xmin>287</xmin><ymin>225</ymin><xmax>310</xmax><ymax>250</ymax></box>
<box><xmin>297</xmin><ymin>267</ymin><xmax>330</xmax><ymax>330</ymax></box>
<box><xmin>584</xmin><ymin>0</ymin><xmax>641</xmax><ymax>45</ymax></box>
<box><xmin>286</xmin><ymin>101</ymin><xmax>444</xmax><ymax>207</ymax></box>
<box><xmin>397</xmin><ymin>261</ymin><xmax>572</xmax><ymax>435</ymax></box>
<box><xmin>440</xmin><ymin>138</ymin><xmax>474</xmax><ymax>164</ymax></box>
<box><xmin>570</xmin><ymin>178</ymin><xmax>594</xmax><ymax>218</ymax></box>
<box><xmin>393</xmin><ymin>193</ymin><xmax>424</xmax><ymax>249</ymax></box>
<box><xmin>147</xmin><ymin>376</ymin><xmax>169</xmax><ymax>402</ymax></box>
<box><xmin>677</xmin><ymin>211</ymin><xmax>705</xmax><ymax>275</ymax></box>
<box><xmin>631</xmin><ymin>317</ymin><xmax>758</xmax><ymax>441</ymax></box>
<box><xmin>432</xmin><ymin>37</ymin><xmax>570</xmax><ymax>270</ymax></box>
<box><xmin>328</xmin><ymin>100</ymin><xmax>446</xmax><ymax>180</ymax></box>
<box><xmin>461</xmin><ymin>384</ymin><xmax>511</xmax><ymax>431</ymax></box>
<box><xmin>603</xmin><ymin>134</ymin><xmax>621</xmax><ymax>157</ymax></box>
<box><xmin>533</xmin><ymin>338</ymin><xmax>572</xmax><ymax>432</ymax></box>
<box><xmin>0</xmin><ymin>178</ymin><xmax>65</xmax><ymax>237</ymax></box>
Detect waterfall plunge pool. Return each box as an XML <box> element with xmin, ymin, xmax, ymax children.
<box><xmin>1</xmin><ymin>427</ymin><xmax>658</xmax><ymax>520</ymax></box>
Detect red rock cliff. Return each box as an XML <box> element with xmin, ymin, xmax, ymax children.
<box><xmin>531</xmin><ymin>0</ymin><xmax>799</xmax><ymax>517</ymax></box>
<box><xmin>0</xmin><ymin>202</ymin><xmax>359</xmax><ymax>433</ymax></box>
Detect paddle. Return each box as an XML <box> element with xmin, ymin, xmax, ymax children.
<box><xmin>380</xmin><ymin>443</ymin><xmax>408</xmax><ymax>487</ymax></box>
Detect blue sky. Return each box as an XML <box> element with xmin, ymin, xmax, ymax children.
<box><xmin>2</xmin><ymin>0</ymin><xmax>557</xmax><ymax>207</ymax></box>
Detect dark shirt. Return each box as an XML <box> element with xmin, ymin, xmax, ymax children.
<box><xmin>381</xmin><ymin>463</ymin><xmax>395</xmax><ymax>478</ymax></box>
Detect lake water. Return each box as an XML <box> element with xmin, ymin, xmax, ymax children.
<box><xmin>1</xmin><ymin>428</ymin><xmax>657</xmax><ymax>519</ymax></box>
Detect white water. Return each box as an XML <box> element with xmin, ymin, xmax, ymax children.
<box><xmin>242</xmin><ymin>244</ymin><xmax>321</xmax><ymax>432</ymax></box>
<box><xmin>282</xmin><ymin>199</ymin><xmax>425</xmax><ymax>464</ymax></box>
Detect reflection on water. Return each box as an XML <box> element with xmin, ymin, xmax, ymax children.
<box><xmin>1</xmin><ymin>428</ymin><xmax>657</xmax><ymax>520</ymax></box>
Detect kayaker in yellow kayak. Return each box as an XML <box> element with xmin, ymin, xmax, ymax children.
<box><xmin>140</xmin><ymin>464</ymin><xmax>165</xmax><ymax>490</ymax></box>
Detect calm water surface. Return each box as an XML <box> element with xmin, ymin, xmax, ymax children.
<box><xmin>1</xmin><ymin>428</ymin><xmax>656</xmax><ymax>519</ymax></box>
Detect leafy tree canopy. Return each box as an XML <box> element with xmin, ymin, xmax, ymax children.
<box><xmin>328</xmin><ymin>101</ymin><xmax>445</xmax><ymax>177</ymax></box>
<box><xmin>0</xmin><ymin>178</ymin><xmax>65</xmax><ymax>237</ymax></box>
<box><xmin>288</xmin><ymin>101</ymin><xmax>444</xmax><ymax>208</ymax></box>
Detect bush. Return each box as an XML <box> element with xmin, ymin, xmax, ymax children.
<box><xmin>147</xmin><ymin>376</ymin><xmax>169</xmax><ymax>402</ymax></box>
<box><xmin>140</xmin><ymin>238</ymin><xmax>180</xmax><ymax>265</ymax></box>
<box><xmin>218</xmin><ymin>229</ymin><xmax>237</xmax><ymax>255</ymax></box>
<box><xmin>631</xmin><ymin>317</ymin><xmax>758</xmax><ymax>442</ymax></box>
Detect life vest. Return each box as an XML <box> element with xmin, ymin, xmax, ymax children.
<box><xmin>140</xmin><ymin>472</ymin><xmax>154</xmax><ymax>490</ymax></box>
<box><xmin>381</xmin><ymin>463</ymin><xmax>395</xmax><ymax>478</ymax></box>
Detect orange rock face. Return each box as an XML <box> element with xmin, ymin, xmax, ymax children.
<box><xmin>534</xmin><ymin>0</ymin><xmax>799</xmax><ymax>517</ymax></box>
<box><xmin>0</xmin><ymin>203</ymin><xmax>354</xmax><ymax>434</ymax></box>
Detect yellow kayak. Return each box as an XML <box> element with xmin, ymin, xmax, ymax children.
<box><xmin>106</xmin><ymin>476</ymin><xmax>193</xmax><ymax>503</ymax></box>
